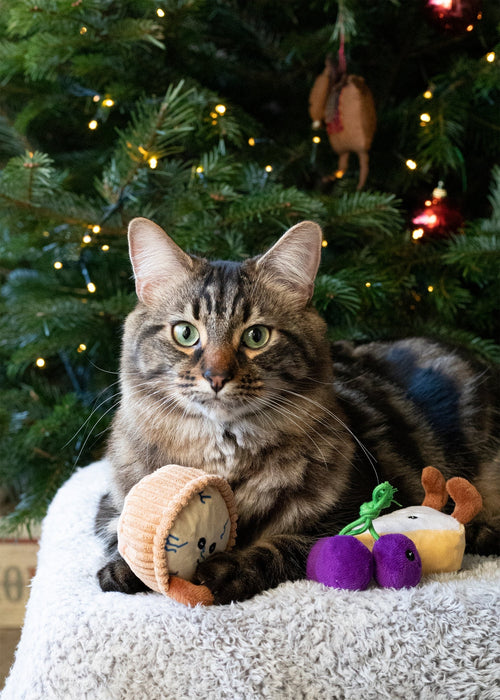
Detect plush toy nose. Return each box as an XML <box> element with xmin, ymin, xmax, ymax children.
<box><xmin>203</xmin><ymin>368</ymin><xmax>233</xmax><ymax>393</ymax></box>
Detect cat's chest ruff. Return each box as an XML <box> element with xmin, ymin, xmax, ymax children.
<box><xmin>170</xmin><ymin>415</ymin><xmax>262</xmax><ymax>479</ymax></box>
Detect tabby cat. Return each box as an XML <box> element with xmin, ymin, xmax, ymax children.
<box><xmin>96</xmin><ymin>217</ymin><xmax>500</xmax><ymax>603</ymax></box>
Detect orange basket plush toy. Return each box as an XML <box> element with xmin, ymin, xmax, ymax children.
<box><xmin>117</xmin><ymin>464</ymin><xmax>237</xmax><ymax>606</ymax></box>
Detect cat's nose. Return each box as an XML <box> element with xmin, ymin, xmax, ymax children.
<box><xmin>203</xmin><ymin>369</ymin><xmax>232</xmax><ymax>393</ymax></box>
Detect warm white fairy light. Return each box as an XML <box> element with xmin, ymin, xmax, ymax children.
<box><xmin>87</xmin><ymin>282</ymin><xmax>96</xmax><ymax>293</ymax></box>
<box><xmin>427</xmin><ymin>285</ymin><xmax>434</xmax><ymax>293</ymax></box>
<box><xmin>148</xmin><ymin>157</ymin><xmax>158</xmax><ymax>169</ymax></box>
<box><xmin>101</xmin><ymin>244</ymin><xmax>110</xmax><ymax>251</ymax></box>
<box><xmin>486</xmin><ymin>52</ymin><xmax>496</xmax><ymax>63</ymax></box>
<box><xmin>406</xmin><ymin>159</ymin><xmax>417</xmax><ymax>170</ymax></box>
<box><xmin>312</xmin><ymin>136</ymin><xmax>321</xmax><ymax>144</ymax></box>
<box><xmin>53</xmin><ymin>261</ymin><xmax>63</xmax><ymax>269</ymax></box>
<box><xmin>102</xmin><ymin>98</ymin><xmax>114</xmax><ymax>107</ymax></box>
<box><xmin>93</xmin><ymin>94</ymin><xmax>100</xmax><ymax>103</ymax></box>
<box><xmin>77</xmin><ymin>343</ymin><xmax>87</xmax><ymax>353</ymax></box>
<box><xmin>36</xmin><ymin>357</ymin><xmax>46</xmax><ymax>368</ymax></box>
<box><xmin>248</xmin><ymin>137</ymin><xmax>256</xmax><ymax>146</ymax></box>
<box><xmin>80</xmin><ymin>26</ymin><xmax>87</xmax><ymax>35</ymax></box>
<box><xmin>423</xmin><ymin>90</ymin><xmax>433</xmax><ymax>99</ymax></box>
<box><xmin>82</xmin><ymin>234</ymin><xmax>92</xmax><ymax>244</ymax></box>
<box><xmin>321</xmin><ymin>239</ymin><xmax>328</xmax><ymax>248</ymax></box>
<box><xmin>88</xmin><ymin>120</ymin><xmax>98</xmax><ymax>130</ymax></box>
<box><xmin>420</xmin><ymin>113</ymin><xmax>431</xmax><ymax>123</ymax></box>
<box><xmin>157</xmin><ymin>8</ymin><xmax>165</xmax><ymax>17</ymax></box>
<box><xmin>265</xmin><ymin>165</ymin><xmax>273</xmax><ymax>173</ymax></box>
<box><xmin>412</xmin><ymin>228</ymin><xmax>424</xmax><ymax>240</ymax></box>
<box><xmin>92</xmin><ymin>225</ymin><xmax>101</xmax><ymax>234</ymax></box>
<box><xmin>196</xmin><ymin>166</ymin><xmax>204</xmax><ymax>174</ymax></box>
<box><xmin>215</xmin><ymin>104</ymin><xmax>226</xmax><ymax>115</ymax></box>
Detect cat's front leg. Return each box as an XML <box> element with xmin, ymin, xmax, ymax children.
<box><xmin>97</xmin><ymin>551</ymin><xmax>150</xmax><ymax>594</ymax></box>
<box><xmin>192</xmin><ymin>534</ymin><xmax>313</xmax><ymax>604</ymax></box>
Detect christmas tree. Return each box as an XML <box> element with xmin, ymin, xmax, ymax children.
<box><xmin>1</xmin><ymin>0</ymin><xmax>499</xmax><ymax>531</ymax></box>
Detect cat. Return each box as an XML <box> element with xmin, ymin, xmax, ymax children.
<box><xmin>96</xmin><ymin>217</ymin><xmax>500</xmax><ymax>603</ymax></box>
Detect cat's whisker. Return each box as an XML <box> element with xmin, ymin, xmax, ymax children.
<box><xmin>250</xmin><ymin>395</ymin><xmax>330</xmax><ymax>468</ymax></box>
<box><xmin>73</xmin><ymin>397</ymin><xmax>122</xmax><ymax>467</ymax></box>
<box><xmin>279</xmin><ymin>388</ymin><xmax>380</xmax><ymax>483</ymax></box>
<box><xmin>63</xmin><ymin>382</ymin><xmax>122</xmax><ymax>451</ymax></box>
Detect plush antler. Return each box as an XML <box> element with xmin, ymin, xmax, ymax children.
<box><xmin>446</xmin><ymin>477</ymin><xmax>483</xmax><ymax>525</ymax></box>
<box><xmin>421</xmin><ymin>466</ymin><xmax>448</xmax><ymax>511</ymax></box>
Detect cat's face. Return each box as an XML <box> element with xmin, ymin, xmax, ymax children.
<box><xmin>121</xmin><ymin>218</ymin><xmax>330</xmax><ymax>424</ymax></box>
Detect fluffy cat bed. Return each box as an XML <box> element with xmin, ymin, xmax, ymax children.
<box><xmin>3</xmin><ymin>461</ymin><xmax>499</xmax><ymax>699</ymax></box>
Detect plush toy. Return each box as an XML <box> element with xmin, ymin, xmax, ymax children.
<box><xmin>307</xmin><ymin>482</ymin><xmax>422</xmax><ymax>591</ymax></box>
<box><xmin>355</xmin><ymin>466</ymin><xmax>483</xmax><ymax>575</ymax></box>
<box><xmin>117</xmin><ymin>464</ymin><xmax>238</xmax><ymax>606</ymax></box>
<box><xmin>307</xmin><ymin>467</ymin><xmax>483</xmax><ymax>591</ymax></box>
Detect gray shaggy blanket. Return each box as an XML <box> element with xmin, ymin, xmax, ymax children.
<box><xmin>2</xmin><ymin>460</ymin><xmax>499</xmax><ymax>699</ymax></box>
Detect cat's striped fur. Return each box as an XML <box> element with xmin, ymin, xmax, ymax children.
<box><xmin>97</xmin><ymin>218</ymin><xmax>500</xmax><ymax>603</ymax></box>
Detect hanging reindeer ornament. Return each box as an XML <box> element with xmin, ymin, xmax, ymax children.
<box><xmin>309</xmin><ymin>55</ymin><xmax>377</xmax><ymax>190</ymax></box>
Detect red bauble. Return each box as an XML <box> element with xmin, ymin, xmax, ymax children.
<box><xmin>412</xmin><ymin>183</ymin><xmax>463</xmax><ymax>240</ymax></box>
<box><xmin>424</xmin><ymin>0</ymin><xmax>482</xmax><ymax>34</ymax></box>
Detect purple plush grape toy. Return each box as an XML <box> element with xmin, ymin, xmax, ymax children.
<box><xmin>307</xmin><ymin>535</ymin><xmax>373</xmax><ymax>591</ymax></box>
<box><xmin>306</xmin><ymin>482</ymin><xmax>422</xmax><ymax>592</ymax></box>
<box><xmin>373</xmin><ymin>533</ymin><xmax>422</xmax><ymax>589</ymax></box>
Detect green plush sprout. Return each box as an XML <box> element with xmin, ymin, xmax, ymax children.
<box><xmin>339</xmin><ymin>482</ymin><xmax>400</xmax><ymax>540</ymax></box>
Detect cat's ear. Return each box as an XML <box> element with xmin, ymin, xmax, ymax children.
<box><xmin>256</xmin><ymin>221</ymin><xmax>323</xmax><ymax>306</ymax></box>
<box><xmin>128</xmin><ymin>217</ymin><xmax>193</xmax><ymax>304</ymax></box>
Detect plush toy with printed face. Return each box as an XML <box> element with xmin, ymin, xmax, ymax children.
<box><xmin>117</xmin><ymin>465</ymin><xmax>237</xmax><ymax>606</ymax></box>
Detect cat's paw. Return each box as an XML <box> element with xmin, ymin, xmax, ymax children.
<box><xmin>97</xmin><ymin>556</ymin><xmax>149</xmax><ymax>594</ymax></box>
<box><xmin>193</xmin><ymin>551</ymin><xmax>251</xmax><ymax>605</ymax></box>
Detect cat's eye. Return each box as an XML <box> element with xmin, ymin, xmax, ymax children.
<box><xmin>242</xmin><ymin>325</ymin><xmax>271</xmax><ymax>350</ymax></box>
<box><xmin>172</xmin><ymin>322</ymin><xmax>200</xmax><ymax>347</ymax></box>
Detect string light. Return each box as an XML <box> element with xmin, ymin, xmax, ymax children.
<box><xmin>248</xmin><ymin>137</ymin><xmax>256</xmax><ymax>146</ymax></box>
<box><xmin>312</xmin><ymin>136</ymin><xmax>321</xmax><ymax>144</ymax></box>
<box><xmin>92</xmin><ymin>225</ymin><xmax>101</xmax><ymax>234</ymax></box>
<box><xmin>466</xmin><ymin>24</ymin><xmax>474</xmax><ymax>32</ymax></box>
<box><xmin>102</xmin><ymin>98</ymin><xmax>114</xmax><ymax>107</ymax></box>
<box><xmin>156</xmin><ymin>8</ymin><xmax>165</xmax><ymax>17</ymax></box>
<box><xmin>88</xmin><ymin>120</ymin><xmax>98</xmax><ymax>130</ymax></box>
<box><xmin>148</xmin><ymin>157</ymin><xmax>158</xmax><ymax>169</ymax></box>
<box><xmin>365</xmin><ymin>282</ymin><xmax>372</xmax><ymax>288</ymax></box>
<box><xmin>77</xmin><ymin>343</ymin><xmax>87</xmax><ymax>353</ymax></box>
<box><xmin>412</xmin><ymin>228</ymin><xmax>424</xmax><ymax>240</ymax></box>
<box><xmin>427</xmin><ymin>285</ymin><xmax>434</xmax><ymax>293</ymax></box>
<box><xmin>406</xmin><ymin>159</ymin><xmax>417</xmax><ymax>170</ymax></box>
<box><xmin>36</xmin><ymin>358</ymin><xmax>46</xmax><ymax>368</ymax></box>
<box><xmin>87</xmin><ymin>282</ymin><xmax>96</xmax><ymax>293</ymax></box>
<box><xmin>214</xmin><ymin>104</ymin><xmax>226</xmax><ymax>116</ymax></box>
<box><xmin>80</xmin><ymin>26</ymin><xmax>87</xmax><ymax>35</ymax></box>
<box><xmin>82</xmin><ymin>234</ymin><xmax>92</xmax><ymax>244</ymax></box>
<box><xmin>420</xmin><ymin>113</ymin><xmax>431</xmax><ymax>123</ymax></box>
<box><xmin>486</xmin><ymin>52</ymin><xmax>496</xmax><ymax>63</ymax></box>
<box><xmin>335</xmin><ymin>169</ymin><xmax>344</xmax><ymax>179</ymax></box>
<box><xmin>101</xmin><ymin>244</ymin><xmax>110</xmax><ymax>251</ymax></box>
<box><xmin>196</xmin><ymin>165</ymin><xmax>204</xmax><ymax>174</ymax></box>
<box><xmin>265</xmin><ymin>165</ymin><xmax>273</xmax><ymax>173</ymax></box>
<box><xmin>43</xmin><ymin>231</ymin><xmax>50</xmax><ymax>238</ymax></box>
<box><xmin>93</xmin><ymin>94</ymin><xmax>100</xmax><ymax>103</ymax></box>
<box><xmin>321</xmin><ymin>239</ymin><xmax>328</xmax><ymax>248</ymax></box>
<box><xmin>423</xmin><ymin>90</ymin><xmax>433</xmax><ymax>99</ymax></box>
<box><xmin>53</xmin><ymin>261</ymin><xmax>63</xmax><ymax>269</ymax></box>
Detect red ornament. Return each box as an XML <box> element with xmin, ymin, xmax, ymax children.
<box><xmin>424</xmin><ymin>0</ymin><xmax>482</xmax><ymax>34</ymax></box>
<box><xmin>411</xmin><ymin>182</ymin><xmax>463</xmax><ymax>240</ymax></box>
